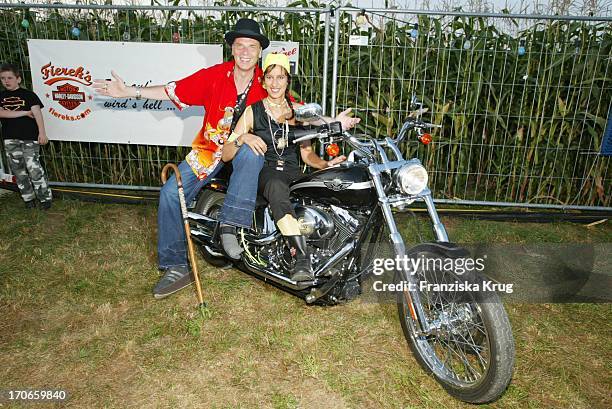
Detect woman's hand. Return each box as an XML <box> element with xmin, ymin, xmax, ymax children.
<box><xmin>241</xmin><ymin>133</ymin><xmax>267</xmax><ymax>156</ymax></box>
<box><xmin>335</xmin><ymin>108</ymin><xmax>361</xmax><ymax>131</ymax></box>
<box><xmin>327</xmin><ymin>155</ymin><xmax>347</xmax><ymax>167</ymax></box>
<box><xmin>93</xmin><ymin>70</ymin><xmax>128</xmax><ymax>98</ymax></box>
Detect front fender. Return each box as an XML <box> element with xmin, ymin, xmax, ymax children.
<box><xmin>405</xmin><ymin>242</ymin><xmax>471</xmax><ymax>259</ymax></box>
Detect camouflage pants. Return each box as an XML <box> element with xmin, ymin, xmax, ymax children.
<box><xmin>3</xmin><ymin>139</ymin><xmax>52</xmax><ymax>203</ymax></box>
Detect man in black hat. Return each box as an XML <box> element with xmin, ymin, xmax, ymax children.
<box><xmin>94</xmin><ymin>18</ymin><xmax>270</xmax><ymax>299</ymax></box>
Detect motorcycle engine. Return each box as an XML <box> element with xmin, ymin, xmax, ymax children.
<box><xmin>294</xmin><ymin>204</ymin><xmax>361</xmax><ymax>254</ymax></box>
<box><xmin>262</xmin><ymin>204</ymin><xmax>363</xmax><ymax>299</ymax></box>
<box><xmin>294</xmin><ymin>205</ymin><xmax>335</xmax><ymax>240</ymax></box>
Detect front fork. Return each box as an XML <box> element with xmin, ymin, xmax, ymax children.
<box><xmin>422</xmin><ymin>191</ymin><xmax>449</xmax><ymax>242</ymax></box>
<box><xmin>370</xmin><ymin>174</ymin><xmax>448</xmax><ymax>335</ymax></box>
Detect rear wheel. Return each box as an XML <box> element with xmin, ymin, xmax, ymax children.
<box><xmin>395</xmin><ymin>244</ymin><xmax>515</xmax><ymax>403</ymax></box>
<box><xmin>193</xmin><ymin>190</ymin><xmax>230</xmax><ymax>267</ymax></box>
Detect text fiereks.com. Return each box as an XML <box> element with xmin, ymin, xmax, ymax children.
<box><xmin>371</xmin><ymin>255</ymin><xmax>514</xmax><ymax>294</ymax></box>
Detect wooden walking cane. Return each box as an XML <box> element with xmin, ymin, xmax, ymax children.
<box><xmin>161</xmin><ymin>163</ymin><xmax>206</xmax><ymax>309</ymax></box>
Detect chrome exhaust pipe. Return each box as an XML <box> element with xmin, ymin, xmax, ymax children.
<box><xmin>188</xmin><ymin>211</ymin><xmax>217</xmax><ymax>243</ymax></box>
<box><xmin>244</xmin><ymin>264</ymin><xmax>316</xmax><ymax>291</ymax></box>
<box><xmin>243</xmin><ymin>240</ymin><xmax>355</xmax><ymax>292</ymax></box>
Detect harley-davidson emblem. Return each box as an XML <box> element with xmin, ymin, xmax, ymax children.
<box><xmin>1</xmin><ymin>96</ymin><xmax>25</xmax><ymax>111</ymax></box>
<box><xmin>324</xmin><ymin>178</ymin><xmax>353</xmax><ymax>191</ymax></box>
<box><xmin>52</xmin><ymin>83</ymin><xmax>85</xmax><ymax>111</ymax></box>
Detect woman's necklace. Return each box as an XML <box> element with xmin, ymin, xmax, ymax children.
<box><xmin>263</xmin><ymin>99</ymin><xmax>290</xmax><ymax>163</ymax></box>
<box><xmin>266</xmin><ymin>96</ymin><xmax>288</xmax><ymax>109</ymax></box>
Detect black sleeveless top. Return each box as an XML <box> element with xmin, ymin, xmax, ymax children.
<box><xmin>252</xmin><ymin>100</ymin><xmax>300</xmax><ymax>170</ymax></box>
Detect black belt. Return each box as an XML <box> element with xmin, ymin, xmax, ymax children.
<box><xmin>264</xmin><ymin>159</ymin><xmax>298</xmax><ymax>171</ymax></box>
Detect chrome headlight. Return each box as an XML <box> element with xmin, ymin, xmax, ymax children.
<box><xmin>396</xmin><ymin>164</ymin><xmax>428</xmax><ymax>195</ymax></box>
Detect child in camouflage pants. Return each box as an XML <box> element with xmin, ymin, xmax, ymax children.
<box><xmin>0</xmin><ymin>63</ymin><xmax>52</xmax><ymax>209</ymax></box>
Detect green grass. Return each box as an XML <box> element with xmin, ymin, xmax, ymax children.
<box><xmin>0</xmin><ymin>193</ymin><xmax>610</xmax><ymax>408</ymax></box>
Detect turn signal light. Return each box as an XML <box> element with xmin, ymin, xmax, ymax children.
<box><xmin>419</xmin><ymin>133</ymin><xmax>432</xmax><ymax>145</ymax></box>
<box><xmin>326</xmin><ymin>143</ymin><xmax>340</xmax><ymax>157</ymax></box>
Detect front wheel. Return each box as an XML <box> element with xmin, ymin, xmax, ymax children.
<box><xmin>395</xmin><ymin>244</ymin><xmax>515</xmax><ymax>403</ymax></box>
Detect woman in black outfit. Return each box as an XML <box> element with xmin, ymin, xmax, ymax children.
<box><xmin>222</xmin><ymin>53</ymin><xmax>360</xmax><ymax>281</ymax></box>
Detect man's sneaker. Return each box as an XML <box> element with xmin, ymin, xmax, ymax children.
<box><xmin>153</xmin><ymin>266</ymin><xmax>193</xmax><ymax>299</ymax></box>
<box><xmin>40</xmin><ymin>201</ymin><xmax>52</xmax><ymax>210</ymax></box>
<box><xmin>25</xmin><ymin>200</ymin><xmax>36</xmax><ymax>209</ymax></box>
<box><xmin>220</xmin><ymin>224</ymin><xmax>243</xmax><ymax>260</ymax></box>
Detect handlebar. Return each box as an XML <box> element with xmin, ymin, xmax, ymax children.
<box><xmin>395</xmin><ymin>119</ymin><xmax>441</xmax><ymax>144</ymax></box>
<box><xmin>292</xmin><ymin>121</ymin><xmax>343</xmax><ymax>144</ymax></box>
<box><xmin>290</xmin><ymin>114</ymin><xmax>441</xmax><ymax>163</ymax></box>
<box><xmin>403</xmin><ymin>119</ymin><xmax>442</xmax><ymax>130</ymax></box>
<box><xmin>292</xmin><ymin>127</ymin><xmax>322</xmax><ymax>143</ymax></box>
<box><xmin>292</xmin><ymin>131</ymin><xmax>325</xmax><ymax>144</ymax></box>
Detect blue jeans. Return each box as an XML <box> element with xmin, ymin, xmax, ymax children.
<box><xmin>157</xmin><ymin>147</ymin><xmax>263</xmax><ymax>269</ymax></box>
<box><xmin>218</xmin><ymin>145</ymin><xmax>264</xmax><ymax>228</ymax></box>
<box><xmin>157</xmin><ymin>160</ymin><xmax>222</xmax><ymax>269</ymax></box>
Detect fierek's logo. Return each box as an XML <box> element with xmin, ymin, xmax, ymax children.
<box><xmin>40</xmin><ymin>62</ymin><xmax>93</xmax><ymax>121</ymax></box>
<box><xmin>40</xmin><ymin>62</ymin><xmax>93</xmax><ymax>86</ymax></box>
<box><xmin>52</xmin><ymin>83</ymin><xmax>85</xmax><ymax>111</ymax></box>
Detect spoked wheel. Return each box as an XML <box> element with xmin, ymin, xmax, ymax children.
<box><xmin>395</xmin><ymin>244</ymin><xmax>515</xmax><ymax>403</ymax></box>
<box><xmin>193</xmin><ymin>190</ymin><xmax>230</xmax><ymax>267</ymax></box>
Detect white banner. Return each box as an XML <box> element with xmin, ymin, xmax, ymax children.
<box><xmin>27</xmin><ymin>40</ymin><xmax>223</xmax><ymax>146</ymax></box>
<box><xmin>262</xmin><ymin>41</ymin><xmax>300</xmax><ymax>75</ymax></box>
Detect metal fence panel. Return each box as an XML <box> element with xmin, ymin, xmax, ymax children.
<box><xmin>1</xmin><ymin>4</ymin><xmax>610</xmax><ymax>209</ymax></box>
<box><xmin>0</xmin><ymin>3</ymin><xmax>328</xmax><ymax>187</ymax></box>
<box><xmin>332</xmin><ymin>8</ymin><xmax>611</xmax><ymax>208</ymax></box>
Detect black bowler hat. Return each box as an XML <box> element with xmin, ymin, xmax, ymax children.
<box><xmin>225</xmin><ymin>18</ymin><xmax>270</xmax><ymax>49</ymax></box>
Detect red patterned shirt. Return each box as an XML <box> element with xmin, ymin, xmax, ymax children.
<box><xmin>165</xmin><ymin>61</ymin><xmax>267</xmax><ymax>179</ymax></box>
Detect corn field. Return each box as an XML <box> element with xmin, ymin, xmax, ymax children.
<box><xmin>0</xmin><ymin>1</ymin><xmax>610</xmax><ymax>207</ymax></box>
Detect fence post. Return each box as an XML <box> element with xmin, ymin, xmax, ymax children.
<box><xmin>331</xmin><ymin>7</ymin><xmax>341</xmax><ymax>117</ymax></box>
<box><xmin>321</xmin><ymin>6</ymin><xmax>330</xmax><ymax>116</ymax></box>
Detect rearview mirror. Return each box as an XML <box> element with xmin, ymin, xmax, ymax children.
<box><xmin>295</xmin><ymin>103</ymin><xmax>323</xmax><ymax>122</ymax></box>
<box><xmin>410</xmin><ymin>92</ymin><xmax>423</xmax><ymax>110</ymax></box>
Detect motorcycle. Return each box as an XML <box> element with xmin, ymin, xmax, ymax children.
<box><xmin>187</xmin><ymin>101</ymin><xmax>515</xmax><ymax>403</ymax></box>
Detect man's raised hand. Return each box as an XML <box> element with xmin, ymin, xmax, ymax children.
<box><xmin>93</xmin><ymin>70</ymin><xmax>128</xmax><ymax>98</ymax></box>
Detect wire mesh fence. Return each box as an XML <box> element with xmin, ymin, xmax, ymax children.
<box><xmin>0</xmin><ymin>3</ymin><xmax>610</xmax><ymax>208</ymax></box>
<box><xmin>0</xmin><ymin>3</ymin><xmax>329</xmax><ymax>187</ymax></box>
<box><xmin>332</xmin><ymin>8</ymin><xmax>611</xmax><ymax>208</ymax></box>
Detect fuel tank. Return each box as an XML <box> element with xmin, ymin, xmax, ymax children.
<box><xmin>290</xmin><ymin>163</ymin><xmax>377</xmax><ymax>209</ymax></box>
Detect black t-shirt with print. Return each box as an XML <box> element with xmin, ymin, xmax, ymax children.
<box><xmin>0</xmin><ymin>88</ymin><xmax>44</xmax><ymax>141</ymax></box>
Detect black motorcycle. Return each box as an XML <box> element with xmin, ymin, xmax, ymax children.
<box><xmin>188</xmin><ymin>103</ymin><xmax>515</xmax><ymax>404</ymax></box>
